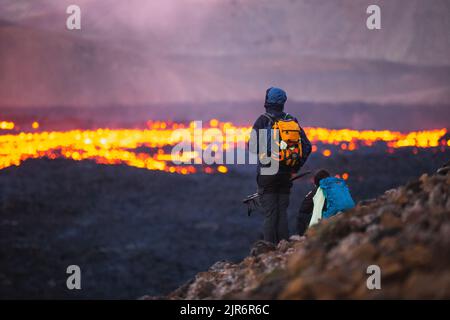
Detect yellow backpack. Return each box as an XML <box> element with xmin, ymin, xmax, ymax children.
<box><xmin>263</xmin><ymin>113</ymin><xmax>303</xmax><ymax>167</ymax></box>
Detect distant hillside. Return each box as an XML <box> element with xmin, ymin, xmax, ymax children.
<box><xmin>2</xmin><ymin>0</ymin><xmax>450</xmax><ymax>65</ymax></box>
<box><xmin>154</xmin><ymin>165</ymin><xmax>450</xmax><ymax>299</ymax></box>
<box><xmin>1</xmin><ymin>0</ymin><xmax>450</xmax><ymax>107</ymax></box>
<box><xmin>2</xmin><ymin>103</ymin><xmax>449</xmax><ymax>132</ymax></box>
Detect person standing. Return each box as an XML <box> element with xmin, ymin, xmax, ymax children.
<box><xmin>249</xmin><ymin>87</ymin><xmax>312</xmax><ymax>243</ymax></box>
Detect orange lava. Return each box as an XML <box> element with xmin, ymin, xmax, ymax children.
<box><xmin>0</xmin><ymin>120</ymin><xmax>447</xmax><ymax>173</ymax></box>
<box><xmin>0</xmin><ymin>121</ymin><xmax>15</xmax><ymax>130</ymax></box>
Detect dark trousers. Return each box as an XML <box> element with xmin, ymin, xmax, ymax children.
<box><xmin>297</xmin><ymin>211</ymin><xmax>312</xmax><ymax>236</ymax></box>
<box><xmin>257</xmin><ymin>174</ymin><xmax>292</xmax><ymax>244</ymax></box>
<box><xmin>259</xmin><ymin>192</ymin><xmax>290</xmax><ymax>243</ymax></box>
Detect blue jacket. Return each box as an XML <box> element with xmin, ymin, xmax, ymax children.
<box><xmin>320</xmin><ymin>177</ymin><xmax>355</xmax><ymax>218</ymax></box>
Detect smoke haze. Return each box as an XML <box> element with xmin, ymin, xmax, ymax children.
<box><xmin>1</xmin><ymin>0</ymin><xmax>449</xmax><ymax>127</ymax></box>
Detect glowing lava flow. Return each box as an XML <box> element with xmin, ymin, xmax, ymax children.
<box><xmin>0</xmin><ymin>121</ymin><xmax>15</xmax><ymax>130</ymax></box>
<box><xmin>0</xmin><ymin>120</ymin><xmax>448</xmax><ymax>174</ymax></box>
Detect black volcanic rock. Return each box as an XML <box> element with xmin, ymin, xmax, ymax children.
<box><xmin>0</xmin><ymin>150</ymin><xmax>448</xmax><ymax>299</ymax></box>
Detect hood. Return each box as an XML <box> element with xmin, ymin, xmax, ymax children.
<box><xmin>264</xmin><ymin>87</ymin><xmax>287</xmax><ymax>113</ymax></box>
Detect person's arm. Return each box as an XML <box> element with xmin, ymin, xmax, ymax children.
<box><xmin>248</xmin><ymin>115</ymin><xmax>266</xmax><ymax>155</ymax></box>
<box><xmin>299</xmin><ymin>127</ymin><xmax>312</xmax><ymax>167</ymax></box>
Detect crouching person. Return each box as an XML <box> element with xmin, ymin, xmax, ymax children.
<box><xmin>297</xmin><ymin>169</ymin><xmax>355</xmax><ymax>235</ymax></box>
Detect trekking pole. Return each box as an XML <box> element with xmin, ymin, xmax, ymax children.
<box><xmin>243</xmin><ymin>171</ymin><xmax>312</xmax><ymax>216</ymax></box>
<box><xmin>289</xmin><ymin>171</ymin><xmax>312</xmax><ymax>182</ymax></box>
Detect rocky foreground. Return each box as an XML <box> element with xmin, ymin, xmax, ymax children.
<box><xmin>148</xmin><ymin>164</ymin><xmax>450</xmax><ymax>299</ymax></box>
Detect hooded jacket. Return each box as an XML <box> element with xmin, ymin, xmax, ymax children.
<box><xmin>249</xmin><ymin>102</ymin><xmax>312</xmax><ymax>176</ymax></box>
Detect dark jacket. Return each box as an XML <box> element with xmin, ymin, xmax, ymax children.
<box><xmin>249</xmin><ymin>105</ymin><xmax>312</xmax><ymax>176</ymax></box>
<box><xmin>297</xmin><ymin>186</ymin><xmax>327</xmax><ymax>235</ymax></box>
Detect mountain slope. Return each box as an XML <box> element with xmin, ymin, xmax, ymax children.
<box><xmin>2</xmin><ymin>22</ymin><xmax>450</xmax><ymax>107</ymax></box>
<box><xmin>2</xmin><ymin>0</ymin><xmax>450</xmax><ymax>66</ymax></box>
<box><xmin>1</xmin><ymin>0</ymin><xmax>450</xmax><ymax>107</ymax></box>
<box><xmin>153</xmin><ymin>165</ymin><xmax>450</xmax><ymax>299</ymax></box>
